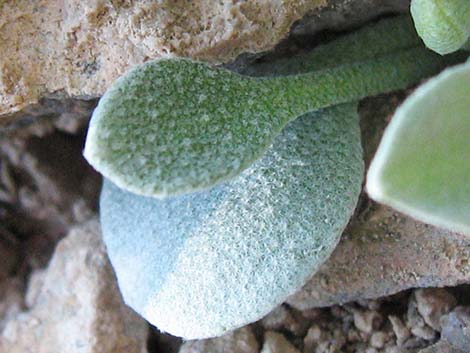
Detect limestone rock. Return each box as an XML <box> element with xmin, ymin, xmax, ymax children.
<box><xmin>0</xmin><ymin>277</ymin><xmax>24</xmax><ymax>332</ymax></box>
<box><xmin>24</xmin><ymin>269</ymin><xmax>46</xmax><ymax>309</ymax></box>
<box><xmin>287</xmin><ymin>200</ymin><xmax>470</xmax><ymax>310</ymax></box>
<box><xmin>261</xmin><ymin>306</ymin><xmax>308</xmax><ymax>337</ymax></box>
<box><xmin>0</xmin><ymin>0</ymin><xmax>327</xmax><ymax>116</ymax></box>
<box><xmin>0</xmin><ymin>219</ymin><xmax>148</xmax><ymax>353</ymax></box>
<box><xmin>260</xmin><ymin>331</ymin><xmax>300</xmax><ymax>353</ymax></box>
<box><xmin>414</xmin><ymin>289</ymin><xmax>457</xmax><ymax>331</ymax></box>
<box><xmin>440</xmin><ymin>306</ymin><xmax>470</xmax><ymax>351</ymax></box>
<box><xmin>286</xmin><ymin>96</ymin><xmax>470</xmax><ymax>310</ymax></box>
<box><xmin>353</xmin><ymin>310</ymin><xmax>383</xmax><ymax>334</ymax></box>
<box><xmin>178</xmin><ymin>326</ymin><xmax>259</xmax><ymax>353</ymax></box>
<box><xmin>0</xmin><ymin>237</ymin><xmax>18</xmax><ymax>282</ymax></box>
<box><xmin>0</xmin><ymin>0</ymin><xmax>410</xmax><ymax>120</ymax></box>
<box><xmin>0</xmin><ymin>127</ymin><xmax>101</xmax><ymax>255</ymax></box>
<box><xmin>0</xmin><ymin>98</ymin><xmax>97</xmax><ymax>134</ymax></box>
<box><xmin>389</xmin><ymin>315</ymin><xmax>411</xmax><ymax>347</ymax></box>
<box><xmin>418</xmin><ymin>340</ymin><xmax>466</xmax><ymax>353</ymax></box>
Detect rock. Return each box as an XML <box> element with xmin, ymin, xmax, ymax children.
<box><xmin>440</xmin><ymin>306</ymin><xmax>470</xmax><ymax>351</ymax></box>
<box><xmin>415</xmin><ymin>289</ymin><xmax>457</xmax><ymax>331</ymax></box>
<box><xmin>1</xmin><ymin>0</ymin><xmax>331</xmax><ymax>116</ymax></box>
<box><xmin>384</xmin><ymin>347</ymin><xmax>406</xmax><ymax>353</ymax></box>
<box><xmin>261</xmin><ymin>331</ymin><xmax>300</xmax><ymax>353</ymax></box>
<box><xmin>0</xmin><ymin>0</ymin><xmax>412</xmax><ymax>119</ymax></box>
<box><xmin>287</xmin><ymin>96</ymin><xmax>470</xmax><ymax>310</ymax></box>
<box><xmin>402</xmin><ymin>337</ymin><xmax>428</xmax><ymax>350</ymax></box>
<box><xmin>366</xmin><ymin>349</ymin><xmax>379</xmax><ymax>353</ymax></box>
<box><xmin>0</xmin><ymin>277</ymin><xmax>24</xmax><ymax>332</ymax></box>
<box><xmin>303</xmin><ymin>325</ymin><xmax>324</xmax><ymax>352</ymax></box>
<box><xmin>261</xmin><ymin>306</ymin><xmax>308</xmax><ymax>337</ymax></box>
<box><xmin>178</xmin><ymin>326</ymin><xmax>258</xmax><ymax>353</ymax></box>
<box><xmin>303</xmin><ymin>324</ymin><xmax>350</xmax><ymax>352</ymax></box>
<box><xmin>0</xmin><ymin>98</ymin><xmax>97</xmax><ymax>135</ymax></box>
<box><xmin>24</xmin><ymin>269</ymin><xmax>45</xmax><ymax>309</ymax></box>
<box><xmin>0</xmin><ymin>127</ymin><xmax>101</xmax><ymax>266</ymax></box>
<box><xmin>287</xmin><ymin>202</ymin><xmax>470</xmax><ymax>310</ymax></box>
<box><xmin>407</xmin><ymin>295</ymin><xmax>427</xmax><ymax>330</ymax></box>
<box><xmin>410</xmin><ymin>325</ymin><xmax>436</xmax><ymax>341</ymax></box>
<box><xmin>418</xmin><ymin>340</ymin><xmax>466</xmax><ymax>353</ymax></box>
<box><xmin>353</xmin><ymin>310</ymin><xmax>383</xmax><ymax>334</ymax></box>
<box><xmin>0</xmin><ymin>219</ymin><xmax>149</xmax><ymax>353</ymax></box>
<box><xmin>370</xmin><ymin>331</ymin><xmax>389</xmax><ymax>348</ymax></box>
<box><xmin>0</xmin><ymin>234</ymin><xmax>18</xmax><ymax>282</ymax></box>
<box><xmin>389</xmin><ymin>315</ymin><xmax>411</xmax><ymax>346</ymax></box>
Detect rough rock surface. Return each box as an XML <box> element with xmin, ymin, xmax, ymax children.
<box><xmin>0</xmin><ymin>126</ymin><xmax>101</xmax><ymax>271</ymax></box>
<box><xmin>0</xmin><ymin>98</ymin><xmax>97</xmax><ymax>135</ymax></box>
<box><xmin>178</xmin><ymin>326</ymin><xmax>258</xmax><ymax>353</ymax></box>
<box><xmin>418</xmin><ymin>340</ymin><xmax>466</xmax><ymax>353</ymax></box>
<box><xmin>1</xmin><ymin>0</ymin><xmax>328</xmax><ymax>116</ymax></box>
<box><xmin>287</xmin><ymin>96</ymin><xmax>470</xmax><ymax>310</ymax></box>
<box><xmin>0</xmin><ymin>277</ymin><xmax>24</xmax><ymax>332</ymax></box>
<box><xmin>0</xmin><ymin>219</ymin><xmax>148</xmax><ymax>353</ymax></box>
<box><xmin>260</xmin><ymin>331</ymin><xmax>300</xmax><ymax>353</ymax></box>
<box><xmin>288</xmin><ymin>199</ymin><xmax>470</xmax><ymax>311</ymax></box>
<box><xmin>256</xmin><ymin>288</ymin><xmax>465</xmax><ymax>352</ymax></box>
<box><xmin>261</xmin><ymin>305</ymin><xmax>309</xmax><ymax>337</ymax></box>
<box><xmin>0</xmin><ymin>0</ymin><xmax>410</xmax><ymax>119</ymax></box>
<box><xmin>441</xmin><ymin>307</ymin><xmax>470</xmax><ymax>351</ymax></box>
<box><xmin>0</xmin><ymin>235</ymin><xmax>18</xmax><ymax>282</ymax></box>
<box><xmin>414</xmin><ymin>289</ymin><xmax>457</xmax><ymax>331</ymax></box>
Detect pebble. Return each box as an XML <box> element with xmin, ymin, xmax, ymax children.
<box><xmin>179</xmin><ymin>326</ymin><xmax>259</xmax><ymax>353</ymax></box>
<box><xmin>304</xmin><ymin>324</ymin><xmax>323</xmax><ymax>352</ymax></box>
<box><xmin>261</xmin><ymin>331</ymin><xmax>300</xmax><ymax>353</ymax></box>
<box><xmin>389</xmin><ymin>315</ymin><xmax>411</xmax><ymax>346</ymax></box>
<box><xmin>370</xmin><ymin>331</ymin><xmax>388</xmax><ymax>348</ymax></box>
<box><xmin>440</xmin><ymin>306</ymin><xmax>470</xmax><ymax>351</ymax></box>
<box><xmin>407</xmin><ymin>297</ymin><xmax>426</xmax><ymax>328</ymax></box>
<box><xmin>365</xmin><ymin>348</ymin><xmax>379</xmax><ymax>353</ymax></box>
<box><xmin>411</xmin><ymin>325</ymin><xmax>436</xmax><ymax>340</ymax></box>
<box><xmin>414</xmin><ymin>289</ymin><xmax>457</xmax><ymax>330</ymax></box>
<box><xmin>262</xmin><ymin>306</ymin><xmax>306</xmax><ymax>337</ymax></box>
<box><xmin>353</xmin><ymin>310</ymin><xmax>383</xmax><ymax>334</ymax></box>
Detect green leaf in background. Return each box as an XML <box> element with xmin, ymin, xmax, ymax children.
<box><xmin>411</xmin><ymin>0</ymin><xmax>470</xmax><ymax>55</ymax></box>
<box><xmin>367</xmin><ymin>62</ymin><xmax>470</xmax><ymax>235</ymax></box>
<box><xmin>100</xmin><ymin>103</ymin><xmax>363</xmax><ymax>339</ymax></box>
<box><xmin>243</xmin><ymin>15</ymin><xmax>421</xmax><ymax>76</ymax></box>
<box><xmin>84</xmin><ymin>45</ymin><xmax>463</xmax><ymax>198</ymax></box>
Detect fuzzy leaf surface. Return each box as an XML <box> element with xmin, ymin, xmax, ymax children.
<box><xmin>367</xmin><ymin>62</ymin><xmax>470</xmax><ymax>235</ymax></box>
<box><xmin>411</xmin><ymin>0</ymin><xmax>470</xmax><ymax>55</ymax></box>
<box><xmin>100</xmin><ymin>103</ymin><xmax>364</xmax><ymax>339</ymax></box>
<box><xmin>84</xmin><ymin>47</ymin><xmax>462</xmax><ymax>198</ymax></box>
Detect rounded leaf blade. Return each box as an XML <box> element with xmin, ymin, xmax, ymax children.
<box><xmin>367</xmin><ymin>62</ymin><xmax>470</xmax><ymax>234</ymax></box>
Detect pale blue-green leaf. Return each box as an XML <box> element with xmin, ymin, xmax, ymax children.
<box><xmin>411</xmin><ymin>0</ymin><xmax>470</xmax><ymax>55</ymax></box>
<box><xmin>100</xmin><ymin>103</ymin><xmax>363</xmax><ymax>339</ymax></box>
<box><xmin>367</xmin><ymin>62</ymin><xmax>470</xmax><ymax>235</ymax></box>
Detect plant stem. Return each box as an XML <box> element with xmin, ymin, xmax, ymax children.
<box><xmin>270</xmin><ymin>47</ymin><xmax>466</xmax><ymax>120</ymax></box>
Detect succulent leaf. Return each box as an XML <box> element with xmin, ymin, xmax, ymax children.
<box><xmin>100</xmin><ymin>103</ymin><xmax>364</xmax><ymax>339</ymax></box>
<box><xmin>367</xmin><ymin>62</ymin><xmax>470</xmax><ymax>235</ymax></box>
<box><xmin>83</xmin><ymin>47</ymin><xmax>462</xmax><ymax>198</ymax></box>
<box><xmin>411</xmin><ymin>0</ymin><xmax>470</xmax><ymax>55</ymax></box>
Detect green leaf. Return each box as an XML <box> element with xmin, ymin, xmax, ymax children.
<box><xmin>100</xmin><ymin>103</ymin><xmax>364</xmax><ymax>339</ymax></box>
<box><xmin>243</xmin><ymin>15</ymin><xmax>421</xmax><ymax>76</ymax></box>
<box><xmin>367</xmin><ymin>62</ymin><xmax>470</xmax><ymax>235</ymax></box>
<box><xmin>84</xmin><ymin>46</ymin><xmax>463</xmax><ymax>198</ymax></box>
<box><xmin>411</xmin><ymin>0</ymin><xmax>470</xmax><ymax>55</ymax></box>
